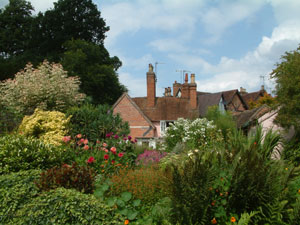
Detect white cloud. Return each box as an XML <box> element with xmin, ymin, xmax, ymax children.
<box><xmin>29</xmin><ymin>0</ymin><xmax>57</xmax><ymax>12</ymax></box>
<box><xmin>149</xmin><ymin>38</ymin><xmax>187</xmax><ymax>53</ymax></box>
<box><xmin>200</xmin><ymin>0</ymin><xmax>266</xmax><ymax>43</ymax></box>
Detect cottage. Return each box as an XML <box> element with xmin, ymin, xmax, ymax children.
<box><xmin>113</xmin><ymin>64</ymin><xmax>248</xmax><ymax>147</ymax></box>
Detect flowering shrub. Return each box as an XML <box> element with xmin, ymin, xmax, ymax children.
<box><xmin>66</xmin><ymin>103</ymin><xmax>129</xmax><ymax>144</ymax></box>
<box><xmin>163</xmin><ymin>117</ymin><xmax>223</xmax><ymax>151</ymax></box>
<box><xmin>0</xmin><ymin>61</ymin><xmax>85</xmax><ymax>115</ymax></box>
<box><xmin>35</xmin><ymin>162</ymin><xmax>96</xmax><ymax>194</ymax></box>
<box><xmin>136</xmin><ymin>150</ymin><xmax>167</xmax><ymax>166</ymax></box>
<box><xmin>63</xmin><ymin>133</ymin><xmax>137</xmax><ymax>175</ymax></box>
<box><xmin>18</xmin><ymin>108</ymin><xmax>70</xmax><ymax>146</ymax></box>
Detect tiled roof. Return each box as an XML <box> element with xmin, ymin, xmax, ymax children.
<box><xmin>242</xmin><ymin>90</ymin><xmax>265</xmax><ymax>106</ymax></box>
<box><xmin>234</xmin><ymin>105</ymin><xmax>270</xmax><ymax>128</ymax></box>
<box><xmin>197</xmin><ymin>92</ymin><xmax>223</xmax><ymax>117</ymax></box>
<box><xmin>132</xmin><ymin>97</ymin><xmax>199</xmax><ymax>121</ymax></box>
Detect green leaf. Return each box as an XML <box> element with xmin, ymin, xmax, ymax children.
<box><xmin>121</xmin><ymin>192</ymin><xmax>132</xmax><ymax>202</ymax></box>
<box><xmin>107</xmin><ymin>197</ymin><xmax>116</xmax><ymax>207</ymax></box>
<box><xmin>116</xmin><ymin>199</ymin><xmax>125</xmax><ymax>207</ymax></box>
<box><xmin>93</xmin><ymin>189</ymin><xmax>103</xmax><ymax>198</ymax></box>
<box><xmin>128</xmin><ymin>210</ymin><xmax>138</xmax><ymax>220</ymax></box>
<box><xmin>133</xmin><ymin>199</ymin><xmax>141</xmax><ymax>207</ymax></box>
<box><xmin>101</xmin><ymin>184</ymin><xmax>109</xmax><ymax>192</ymax></box>
<box><xmin>119</xmin><ymin>208</ymin><xmax>128</xmax><ymax>216</ymax></box>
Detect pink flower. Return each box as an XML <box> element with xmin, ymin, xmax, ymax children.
<box><xmin>128</xmin><ymin>136</ymin><xmax>132</xmax><ymax>140</ymax></box>
<box><xmin>111</xmin><ymin>160</ymin><xmax>115</xmax><ymax>164</ymax></box>
<box><xmin>87</xmin><ymin>156</ymin><xmax>95</xmax><ymax>164</ymax></box>
<box><xmin>103</xmin><ymin>143</ymin><xmax>107</xmax><ymax>147</ymax></box>
<box><xmin>118</xmin><ymin>152</ymin><xmax>124</xmax><ymax>158</ymax></box>
<box><xmin>104</xmin><ymin>154</ymin><xmax>109</xmax><ymax>160</ymax></box>
<box><xmin>83</xmin><ymin>139</ymin><xmax>88</xmax><ymax>145</ymax></box>
<box><xmin>83</xmin><ymin>145</ymin><xmax>89</xmax><ymax>150</ymax></box>
<box><xmin>110</xmin><ymin>147</ymin><xmax>117</xmax><ymax>154</ymax></box>
<box><xmin>104</xmin><ymin>149</ymin><xmax>109</xmax><ymax>153</ymax></box>
<box><xmin>80</xmin><ymin>138</ymin><xmax>85</xmax><ymax>143</ymax></box>
<box><xmin>62</xmin><ymin>164</ymin><xmax>70</xmax><ymax>168</ymax></box>
<box><xmin>62</xmin><ymin>136</ymin><xmax>71</xmax><ymax>143</ymax></box>
<box><xmin>76</xmin><ymin>134</ymin><xmax>82</xmax><ymax>139</ymax></box>
<box><xmin>96</xmin><ymin>140</ymin><xmax>100</xmax><ymax>144</ymax></box>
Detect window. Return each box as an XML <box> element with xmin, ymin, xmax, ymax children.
<box><xmin>160</xmin><ymin>120</ymin><xmax>174</xmax><ymax>134</ymax></box>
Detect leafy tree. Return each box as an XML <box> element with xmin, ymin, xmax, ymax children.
<box><xmin>0</xmin><ymin>0</ymin><xmax>34</xmax><ymax>80</ymax></box>
<box><xmin>0</xmin><ymin>61</ymin><xmax>85</xmax><ymax>115</ymax></box>
<box><xmin>248</xmin><ymin>93</ymin><xmax>277</xmax><ymax>109</ymax></box>
<box><xmin>271</xmin><ymin>45</ymin><xmax>300</xmax><ymax>132</ymax></box>
<box><xmin>61</xmin><ymin>39</ymin><xmax>126</xmax><ymax>105</ymax></box>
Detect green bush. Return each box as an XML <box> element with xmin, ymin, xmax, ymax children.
<box><xmin>0</xmin><ymin>104</ymin><xmax>23</xmax><ymax>134</ymax></box>
<box><xmin>66</xmin><ymin>103</ymin><xmax>129</xmax><ymax>143</ymax></box>
<box><xmin>35</xmin><ymin>163</ymin><xmax>97</xmax><ymax>194</ymax></box>
<box><xmin>0</xmin><ymin>134</ymin><xmax>73</xmax><ymax>174</ymax></box>
<box><xmin>11</xmin><ymin>188</ymin><xmax>124</xmax><ymax>225</ymax></box>
<box><xmin>18</xmin><ymin>108</ymin><xmax>70</xmax><ymax>146</ymax></box>
<box><xmin>0</xmin><ymin>170</ymin><xmax>41</xmax><ymax>224</ymax></box>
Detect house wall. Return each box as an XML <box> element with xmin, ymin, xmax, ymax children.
<box><xmin>113</xmin><ymin>96</ymin><xmax>156</xmax><ymax>139</ymax></box>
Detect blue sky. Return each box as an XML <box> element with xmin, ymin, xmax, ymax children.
<box><xmin>2</xmin><ymin>0</ymin><xmax>300</xmax><ymax>97</ymax></box>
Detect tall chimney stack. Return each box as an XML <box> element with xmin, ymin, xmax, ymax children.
<box><xmin>189</xmin><ymin>74</ymin><xmax>197</xmax><ymax>109</ymax></box>
<box><xmin>181</xmin><ymin>73</ymin><xmax>189</xmax><ymax>98</ymax></box>
<box><xmin>147</xmin><ymin>64</ymin><xmax>156</xmax><ymax>107</ymax></box>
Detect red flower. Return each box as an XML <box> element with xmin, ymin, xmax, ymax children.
<box><xmin>83</xmin><ymin>139</ymin><xmax>88</xmax><ymax>145</ymax></box>
<box><xmin>104</xmin><ymin>154</ymin><xmax>109</xmax><ymax>160</ymax></box>
<box><xmin>62</xmin><ymin>136</ymin><xmax>71</xmax><ymax>143</ymax></box>
<box><xmin>118</xmin><ymin>152</ymin><xmax>124</xmax><ymax>158</ymax></box>
<box><xmin>110</xmin><ymin>146</ymin><xmax>117</xmax><ymax>154</ymax></box>
<box><xmin>87</xmin><ymin>156</ymin><xmax>95</xmax><ymax>164</ymax></box>
<box><xmin>83</xmin><ymin>145</ymin><xmax>89</xmax><ymax>150</ymax></box>
<box><xmin>76</xmin><ymin>134</ymin><xmax>82</xmax><ymax>138</ymax></box>
<box><xmin>111</xmin><ymin>160</ymin><xmax>115</xmax><ymax>164</ymax></box>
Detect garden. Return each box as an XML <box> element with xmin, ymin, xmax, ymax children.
<box><xmin>0</xmin><ymin>62</ymin><xmax>300</xmax><ymax>225</ymax></box>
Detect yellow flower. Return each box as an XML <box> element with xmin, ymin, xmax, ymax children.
<box><xmin>124</xmin><ymin>219</ymin><xmax>129</xmax><ymax>224</ymax></box>
<box><xmin>231</xmin><ymin>217</ymin><xmax>236</xmax><ymax>223</ymax></box>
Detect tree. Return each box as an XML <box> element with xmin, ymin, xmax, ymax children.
<box><xmin>248</xmin><ymin>93</ymin><xmax>277</xmax><ymax>109</ymax></box>
<box><xmin>31</xmin><ymin>0</ymin><xmax>109</xmax><ymax>62</ymax></box>
<box><xmin>0</xmin><ymin>61</ymin><xmax>85</xmax><ymax>115</ymax></box>
<box><xmin>61</xmin><ymin>39</ymin><xmax>126</xmax><ymax>105</ymax></box>
<box><xmin>0</xmin><ymin>0</ymin><xmax>34</xmax><ymax>80</ymax></box>
<box><xmin>271</xmin><ymin>45</ymin><xmax>300</xmax><ymax>131</ymax></box>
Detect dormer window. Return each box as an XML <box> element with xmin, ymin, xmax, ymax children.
<box><xmin>175</xmin><ymin>88</ymin><xmax>182</xmax><ymax>98</ymax></box>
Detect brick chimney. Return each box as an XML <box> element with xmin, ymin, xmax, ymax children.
<box><xmin>181</xmin><ymin>73</ymin><xmax>189</xmax><ymax>98</ymax></box>
<box><xmin>147</xmin><ymin>63</ymin><xmax>156</xmax><ymax>107</ymax></box>
<box><xmin>240</xmin><ymin>87</ymin><xmax>247</xmax><ymax>95</ymax></box>
<box><xmin>189</xmin><ymin>74</ymin><xmax>197</xmax><ymax>109</ymax></box>
<box><xmin>173</xmin><ymin>81</ymin><xmax>181</xmax><ymax>97</ymax></box>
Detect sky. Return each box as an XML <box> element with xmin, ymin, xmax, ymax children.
<box><xmin>1</xmin><ymin>0</ymin><xmax>300</xmax><ymax>97</ymax></box>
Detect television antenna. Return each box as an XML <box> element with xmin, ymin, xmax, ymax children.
<box><xmin>176</xmin><ymin>69</ymin><xmax>191</xmax><ymax>83</ymax></box>
<box><xmin>260</xmin><ymin>75</ymin><xmax>265</xmax><ymax>86</ymax></box>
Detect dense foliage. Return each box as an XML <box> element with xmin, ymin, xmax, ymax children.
<box><xmin>0</xmin><ymin>61</ymin><xmax>85</xmax><ymax>115</ymax></box>
<box><xmin>18</xmin><ymin>108</ymin><xmax>70</xmax><ymax>146</ymax></box>
<box><xmin>0</xmin><ymin>134</ymin><xmax>72</xmax><ymax>174</ymax></box>
<box><xmin>271</xmin><ymin>44</ymin><xmax>300</xmax><ymax>132</ymax></box>
<box><xmin>0</xmin><ymin>0</ymin><xmax>125</xmax><ymax>105</ymax></box>
<box><xmin>35</xmin><ymin>163</ymin><xmax>96</xmax><ymax>194</ymax></box>
<box><xmin>66</xmin><ymin>104</ymin><xmax>129</xmax><ymax>143</ymax></box>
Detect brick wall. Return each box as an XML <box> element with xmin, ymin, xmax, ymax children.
<box><xmin>113</xmin><ymin>95</ymin><xmax>155</xmax><ymax>139</ymax></box>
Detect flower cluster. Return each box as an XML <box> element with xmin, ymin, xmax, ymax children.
<box><xmin>136</xmin><ymin>150</ymin><xmax>167</xmax><ymax>166</ymax></box>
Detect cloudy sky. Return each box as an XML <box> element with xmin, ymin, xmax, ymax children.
<box><xmin>2</xmin><ymin>0</ymin><xmax>300</xmax><ymax>97</ymax></box>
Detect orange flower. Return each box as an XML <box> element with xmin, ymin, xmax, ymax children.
<box><xmin>124</xmin><ymin>219</ymin><xmax>129</xmax><ymax>225</ymax></box>
<box><xmin>211</xmin><ymin>218</ymin><xmax>217</xmax><ymax>224</ymax></box>
<box><xmin>231</xmin><ymin>217</ymin><xmax>236</xmax><ymax>223</ymax></box>
<box><xmin>298</xmin><ymin>189</ymin><xmax>300</xmax><ymax>194</ymax></box>
<box><xmin>211</xmin><ymin>200</ymin><xmax>216</xmax><ymax>206</ymax></box>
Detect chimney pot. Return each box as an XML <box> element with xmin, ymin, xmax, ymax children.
<box><xmin>185</xmin><ymin>73</ymin><xmax>188</xmax><ymax>83</ymax></box>
<box><xmin>190</xmin><ymin>74</ymin><xmax>195</xmax><ymax>84</ymax></box>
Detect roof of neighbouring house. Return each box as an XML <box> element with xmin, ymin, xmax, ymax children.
<box><xmin>132</xmin><ymin>97</ymin><xmax>199</xmax><ymax>121</ymax></box>
<box><xmin>197</xmin><ymin>92</ymin><xmax>223</xmax><ymax>117</ymax></box>
<box><xmin>242</xmin><ymin>90</ymin><xmax>265</xmax><ymax>106</ymax></box>
<box><xmin>234</xmin><ymin>104</ymin><xmax>271</xmax><ymax>128</ymax></box>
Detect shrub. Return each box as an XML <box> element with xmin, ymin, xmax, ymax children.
<box><xmin>0</xmin><ymin>60</ymin><xmax>85</xmax><ymax>115</ymax></box>
<box><xmin>65</xmin><ymin>134</ymin><xmax>137</xmax><ymax>175</ymax></box>
<box><xmin>0</xmin><ymin>104</ymin><xmax>23</xmax><ymax>134</ymax></box>
<box><xmin>35</xmin><ymin>163</ymin><xmax>97</xmax><ymax>194</ymax></box>
<box><xmin>135</xmin><ymin>150</ymin><xmax>167</xmax><ymax>166</ymax></box>
<box><xmin>0</xmin><ymin>134</ymin><xmax>73</xmax><ymax>174</ymax></box>
<box><xmin>0</xmin><ymin>170</ymin><xmax>41</xmax><ymax>224</ymax></box>
<box><xmin>109</xmin><ymin>166</ymin><xmax>172</xmax><ymax>205</ymax></box>
<box><xmin>12</xmin><ymin>188</ymin><xmax>124</xmax><ymax>225</ymax></box>
<box><xmin>163</xmin><ymin>117</ymin><xmax>223</xmax><ymax>152</ymax></box>
<box><xmin>66</xmin><ymin>103</ymin><xmax>129</xmax><ymax>143</ymax></box>
<box><xmin>18</xmin><ymin>108</ymin><xmax>70</xmax><ymax>146</ymax></box>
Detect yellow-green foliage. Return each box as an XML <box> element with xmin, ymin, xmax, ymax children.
<box><xmin>18</xmin><ymin>109</ymin><xmax>70</xmax><ymax>146</ymax></box>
